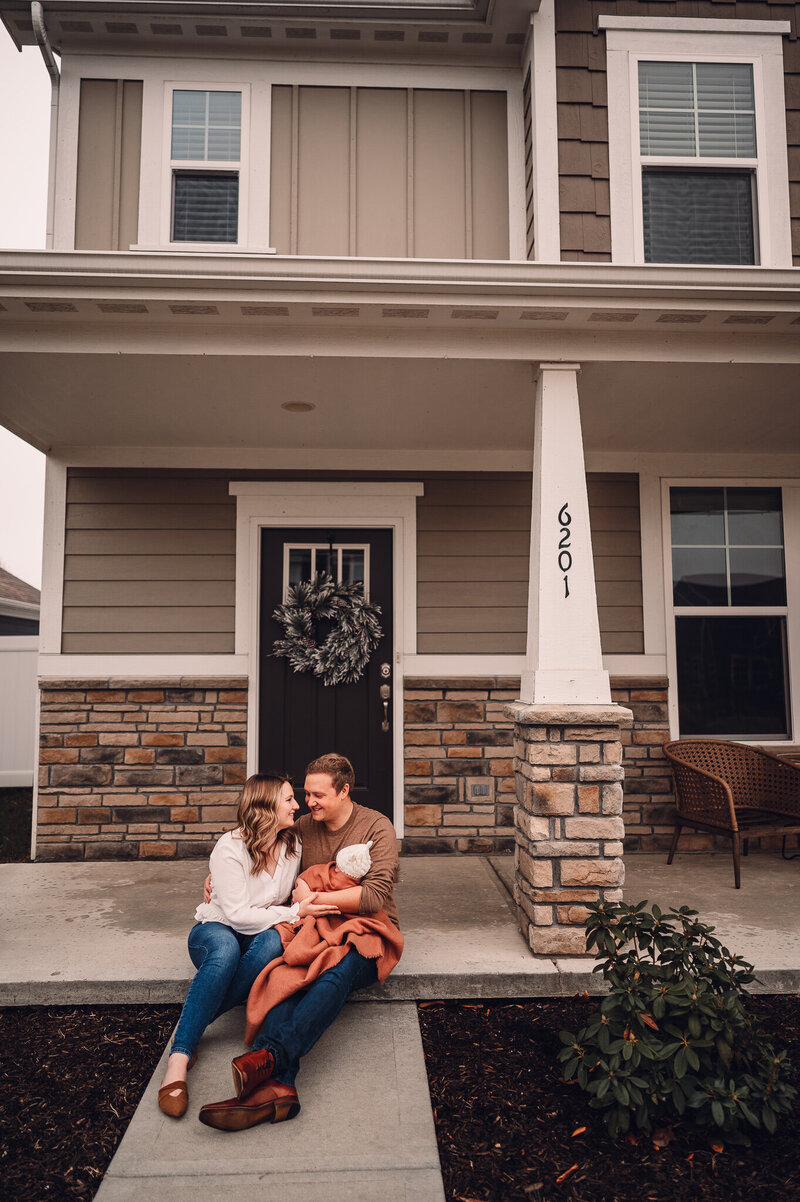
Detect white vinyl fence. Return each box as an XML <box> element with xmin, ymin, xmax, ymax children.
<box><xmin>0</xmin><ymin>636</ymin><xmax>39</xmax><ymax>785</ymax></box>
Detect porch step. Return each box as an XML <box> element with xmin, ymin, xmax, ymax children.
<box><xmin>2</xmin><ymin>853</ymin><xmax>800</xmax><ymax>1006</ymax></box>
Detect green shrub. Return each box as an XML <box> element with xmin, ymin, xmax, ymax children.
<box><xmin>558</xmin><ymin>901</ymin><xmax>795</xmax><ymax>1143</ymax></box>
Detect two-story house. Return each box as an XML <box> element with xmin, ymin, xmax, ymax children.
<box><xmin>0</xmin><ymin>0</ymin><xmax>798</xmax><ymax>952</ymax></box>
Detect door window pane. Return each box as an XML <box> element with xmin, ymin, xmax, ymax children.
<box><xmin>672</xmin><ymin>547</ymin><xmax>727</xmax><ymax>606</ymax></box>
<box><xmin>288</xmin><ymin>548</ymin><xmax>312</xmax><ymax>587</ymax></box>
<box><xmin>172</xmin><ymin>173</ymin><xmax>238</xmax><ymax>242</ymax></box>
<box><xmin>676</xmin><ymin>616</ymin><xmax>789</xmax><ymax>737</ymax></box>
<box><xmin>341</xmin><ymin>549</ymin><xmax>366</xmax><ymax>589</ymax></box>
<box><xmin>316</xmin><ymin>548</ymin><xmax>335</xmax><ymax>579</ymax></box>
<box><xmin>284</xmin><ymin>544</ymin><xmax>369</xmax><ymax>599</ymax></box>
<box><xmin>643</xmin><ymin>170</ymin><xmax>755</xmax><ymax>265</ymax></box>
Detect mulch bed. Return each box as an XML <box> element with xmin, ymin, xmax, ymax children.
<box><xmin>418</xmin><ymin>995</ymin><xmax>800</xmax><ymax>1202</ymax></box>
<box><xmin>1</xmin><ymin>1005</ymin><xmax>180</xmax><ymax>1202</ymax></box>
<box><xmin>1</xmin><ymin>995</ymin><xmax>798</xmax><ymax>1202</ymax></box>
<box><xmin>0</xmin><ymin>788</ymin><xmax>34</xmax><ymax>862</ymax></box>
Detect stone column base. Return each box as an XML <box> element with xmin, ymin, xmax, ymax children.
<box><xmin>504</xmin><ymin>701</ymin><xmax>633</xmax><ymax>957</ymax></box>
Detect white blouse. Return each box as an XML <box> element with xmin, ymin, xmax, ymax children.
<box><xmin>194</xmin><ymin>830</ymin><xmax>302</xmax><ymax>935</ymax></box>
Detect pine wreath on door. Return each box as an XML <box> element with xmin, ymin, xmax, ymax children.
<box><xmin>258</xmin><ymin>526</ymin><xmax>394</xmax><ymax>819</ymax></box>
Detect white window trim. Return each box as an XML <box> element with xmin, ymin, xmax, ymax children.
<box><xmin>161</xmin><ymin>82</ymin><xmax>252</xmax><ymax>252</ymax></box>
<box><xmin>660</xmin><ymin>477</ymin><xmax>799</xmax><ymax>744</ymax></box>
<box><xmin>229</xmin><ymin>480</ymin><xmax>423</xmax><ymax>836</ymax></box>
<box><xmin>601</xmin><ymin>18</ymin><xmax>793</xmax><ymax>268</ymax></box>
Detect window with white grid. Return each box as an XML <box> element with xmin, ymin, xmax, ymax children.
<box><xmin>601</xmin><ymin>18</ymin><xmax>792</xmax><ymax>267</ymax></box>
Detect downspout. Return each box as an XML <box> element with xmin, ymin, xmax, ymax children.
<box><xmin>31</xmin><ymin>1</ymin><xmax>60</xmax><ymax>249</ymax></box>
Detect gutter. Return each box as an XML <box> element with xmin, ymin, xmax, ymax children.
<box><xmin>31</xmin><ymin>2</ymin><xmax>60</xmax><ymax>250</ymax></box>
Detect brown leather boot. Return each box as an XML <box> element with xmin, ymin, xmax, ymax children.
<box><xmin>198</xmin><ymin>1080</ymin><xmax>300</xmax><ymax>1131</ymax></box>
<box><xmin>231</xmin><ymin>1047</ymin><xmax>276</xmax><ymax>1099</ymax></box>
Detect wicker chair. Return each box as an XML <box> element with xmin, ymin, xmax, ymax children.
<box><xmin>663</xmin><ymin>740</ymin><xmax>800</xmax><ymax>888</ymax></box>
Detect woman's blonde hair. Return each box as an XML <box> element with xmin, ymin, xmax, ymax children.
<box><xmin>237</xmin><ymin>773</ymin><xmax>298</xmax><ymax>874</ymax></box>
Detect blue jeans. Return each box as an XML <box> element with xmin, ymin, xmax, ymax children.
<box><xmin>252</xmin><ymin>948</ymin><xmax>378</xmax><ymax>1087</ymax></box>
<box><xmin>171</xmin><ymin>922</ymin><xmax>284</xmax><ymax>1058</ymax></box>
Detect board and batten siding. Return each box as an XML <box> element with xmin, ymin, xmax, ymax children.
<box><xmin>61</xmin><ymin>471</ymin><xmax>642</xmax><ymax>656</ymax></box>
<box><xmin>417</xmin><ymin>473</ymin><xmax>643</xmax><ymax>655</ymax></box>
<box><xmin>74</xmin><ymin>79</ymin><xmax>143</xmax><ymax>252</ymax></box>
<box><xmin>62</xmin><ymin>472</ymin><xmax>236</xmax><ymax>653</ymax></box>
<box><xmin>269</xmin><ymin>86</ymin><xmax>510</xmax><ymax>259</ymax></box>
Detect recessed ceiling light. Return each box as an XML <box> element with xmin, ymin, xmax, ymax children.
<box><xmin>281</xmin><ymin>402</ymin><xmax>316</xmax><ymax>412</ymax></box>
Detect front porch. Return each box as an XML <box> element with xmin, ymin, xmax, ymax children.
<box><xmin>4</xmin><ymin>852</ymin><xmax>799</xmax><ymax>1008</ymax></box>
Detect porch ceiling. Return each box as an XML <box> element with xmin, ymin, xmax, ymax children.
<box><xmin>1</xmin><ymin>253</ymin><xmax>798</xmax><ymax>455</ymax></box>
<box><xmin>1</xmin><ymin>353</ymin><xmax>797</xmax><ymax>457</ymax></box>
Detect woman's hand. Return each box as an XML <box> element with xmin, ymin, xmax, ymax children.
<box><xmin>292</xmin><ymin>879</ymin><xmax>312</xmax><ymax>904</ymax></box>
<box><xmin>203</xmin><ymin>873</ymin><xmax>212</xmax><ymax>903</ymax></box>
<box><xmin>296</xmin><ymin>891</ymin><xmax>340</xmax><ymax>920</ymax></box>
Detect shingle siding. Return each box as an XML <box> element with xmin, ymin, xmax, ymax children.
<box><xmin>555</xmin><ymin>0</ymin><xmax>800</xmax><ymax>263</ymax></box>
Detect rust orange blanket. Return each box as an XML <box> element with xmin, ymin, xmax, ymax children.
<box><xmin>244</xmin><ymin>861</ymin><xmax>403</xmax><ymax>1045</ymax></box>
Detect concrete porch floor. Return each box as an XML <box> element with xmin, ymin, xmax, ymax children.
<box><xmin>2</xmin><ymin>851</ymin><xmax>799</xmax><ymax>1006</ymax></box>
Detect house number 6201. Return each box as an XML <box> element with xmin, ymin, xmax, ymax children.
<box><xmin>558</xmin><ymin>503</ymin><xmax>572</xmax><ymax>598</ymax></box>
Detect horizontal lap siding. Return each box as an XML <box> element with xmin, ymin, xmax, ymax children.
<box><xmin>62</xmin><ymin>472</ymin><xmax>236</xmax><ymax>653</ymax></box>
<box><xmin>555</xmin><ymin>0</ymin><xmax>800</xmax><ymax>263</ymax></box>
<box><xmin>416</xmin><ymin>473</ymin><xmax>643</xmax><ymax>655</ymax></box>
<box><xmin>62</xmin><ymin>471</ymin><xmax>642</xmax><ymax>657</ymax></box>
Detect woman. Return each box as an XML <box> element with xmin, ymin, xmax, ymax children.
<box><xmin>158</xmin><ymin>772</ymin><xmax>337</xmax><ymax>1118</ymax></box>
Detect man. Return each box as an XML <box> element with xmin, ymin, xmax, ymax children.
<box><xmin>198</xmin><ymin>752</ymin><xmax>400</xmax><ymax>1131</ymax></box>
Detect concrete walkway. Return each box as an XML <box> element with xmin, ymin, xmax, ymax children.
<box><xmin>95</xmin><ymin>1004</ymin><xmax>444</xmax><ymax>1202</ymax></box>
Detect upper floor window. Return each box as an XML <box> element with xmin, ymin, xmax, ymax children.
<box><xmin>600</xmin><ymin>16</ymin><xmax>792</xmax><ymax>267</ymax></box>
<box><xmin>638</xmin><ymin>61</ymin><xmax>757</xmax><ymax>264</ymax></box>
<box><xmin>169</xmin><ymin>88</ymin><xmax>244</xmax><ymax>245</ymax></box>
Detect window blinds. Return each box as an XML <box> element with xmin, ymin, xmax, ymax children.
<box><xmin>639</xmin><ymin>61</ymin><xmax>756</xmax><ymax>158</ymax></box>
<box><xmin>172</xmin><ymin>173</ymin><xmax>239</xmax><ymax>243</ymax></box>
<box><xmin>642</xmin><ymin>170</ymin><xmax>755</xmax><ymax>264</ymax></box>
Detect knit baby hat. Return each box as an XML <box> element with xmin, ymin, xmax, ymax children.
<box><xmin>335</xmin><ymin>840</ymin><xmax>373</xmax><ymax>880</ymax></box>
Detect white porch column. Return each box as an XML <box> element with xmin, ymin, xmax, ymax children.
<box><xmin>521</xmin><ymin>363</ymin><xmax>610</xmax><ymax>706</ymax></box>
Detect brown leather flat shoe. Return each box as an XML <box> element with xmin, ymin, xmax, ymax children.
<box><xmin>231</xmin><ymin>1048</ymin><xmax>275</xmax><ymax>1099</ymax></box>
<box><xmin>158</xmin><ymin>1080</ymin><xmax>189</xmax><ymax>1119</ymax></box>
<box><xmin>198</xmin><ymin>1080</ymin><xmax>300</xmax><ymax>1132</ymax></box>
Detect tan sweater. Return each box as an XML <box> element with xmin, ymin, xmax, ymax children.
<box><xmin>293</xmin><ymin>803</ymin><xmax>400</xmax><ymax>928</ymax></box>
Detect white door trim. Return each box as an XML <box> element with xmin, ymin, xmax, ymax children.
<box><xmin>230</xmin><ymin>481</ymin><xmax>423</xmax><ymax>835</ymax></box>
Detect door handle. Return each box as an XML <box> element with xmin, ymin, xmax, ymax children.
<box><xmin>379</xmin><ymin>682</ymin><xmax>390</xmax><ymax>732</ymax></box>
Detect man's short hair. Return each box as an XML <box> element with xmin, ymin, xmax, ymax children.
<box><xmin>306</xmin><ymin>752</ymin><xmax>355</xmax><ymax>794</ymax></box>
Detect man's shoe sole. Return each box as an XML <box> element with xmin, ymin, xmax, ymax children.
<box><xmin>198</xmin><ymin>1097</ymin><xmax>300</xmax><ymax>1131</ymax></box>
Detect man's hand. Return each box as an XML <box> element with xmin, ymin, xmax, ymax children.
<box><xmin>203</xmin><ymin>873</ymin><xmax>212</xmax><ymax>903</ymax></box>
<box><xmin>296</xmin><ymin>891</ymin><xmax>340</xmax><ymax>920</ymax></box>
<box><xmin>292</xmin><ymin>878</ymin><xmax>312</xmax><ymax>904</ymax></box>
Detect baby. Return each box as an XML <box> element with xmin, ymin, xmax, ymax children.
<box><xmin>289</xmin><ymin>840</ymin><xmax>373</xmax><ymax>913</ymax></box>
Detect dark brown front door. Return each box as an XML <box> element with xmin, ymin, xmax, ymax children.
<box><xmin>258</xmin><ymin>526</ymin><xmax>394</xmax><ymax>820</ymax></box>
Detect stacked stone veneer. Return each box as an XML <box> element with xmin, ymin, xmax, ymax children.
<box><xmin>36</xmin><ymin>679</ymin><xmax>247</xmax><ymax>860</ymax></box>
<box><xmin>506</xmin><ymin>702</ymin><xmax>632</xmax><ymax>956</ymax></box>
<box><xmin>402</xmin><ymin>676</ymin><xmax>680</xmax><ymax>854</ymax></box>
<box><xmin>402</xmin><ymin>677</ymin><xmax>518</xmax><ymax>853</ymax></box>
